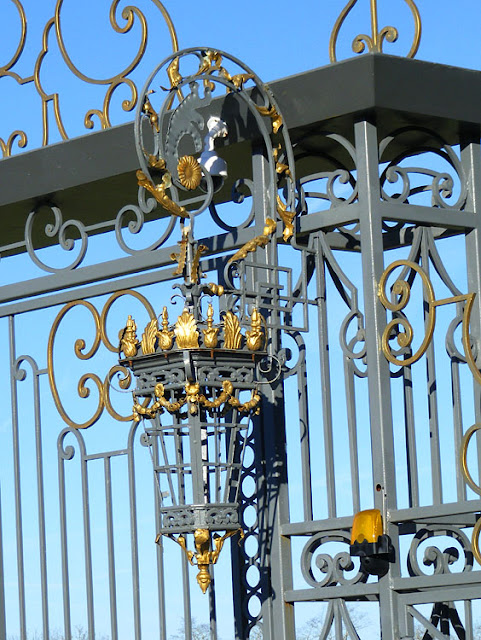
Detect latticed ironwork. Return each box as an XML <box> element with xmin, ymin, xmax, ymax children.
<box><xmin>1</xmin><ymin>2</ymin><xmax>481</xmax><ymax>640</ymax></box>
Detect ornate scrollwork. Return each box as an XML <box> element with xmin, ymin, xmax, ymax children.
<box><xmin>407</xmin><ymin>526</ymin><xmax>473</xmax><ymax>577</ymax></box>
<box><xmin>329</xmin><ymin>0</ymin><xmax>421</xmax><ymax>63</ymax></box>
<box><xmin>209</xmin><ymin>179</ymin><xmax>256</xmax><ymax>232</ymax></box>
<box><xmin>47</xmin><ymin>290</ymin><xmax>155</xmax><ymax>428</ymax></box>
<box><xmin>378</xmin><ymin>260</ymin><xmax>481</xmax><ymax>383</ymax></box>
<box><xmin>460</xmin><ymin>424</ymin><xmax>481</xmax><ymax>565</ymax></box>
<box><xmin>0</xmin><ymin>0</ymin><xmax>178</xmax><ymax>155</ymax></box>
<box><xmin>25</xmin><ymin>204</ymin><xmax>89</xmax><ymax>273</ymax></box>
<box><xmin>379</xmin><ymin>128</ymin><xmax>468</xmax><ymax>210</ymax></box>
<box><xmin>296</xmin><ymin>131</ymin><xmax>358</xmax><ymax>214</ymax></box>
<box><xmin>301</xmin><ymin>532</ymin><xmax>368</xmax><ymax>588</ymax></box>
<box><xmin>134</xmin><ymin>48</ymin><xmax>297</xmax><ymax>255</ymax></box>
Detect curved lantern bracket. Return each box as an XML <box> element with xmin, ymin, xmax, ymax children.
<box><xmin>133</xmin><ymin>46</ymin><xmax>297</xmax><ymax>254</ymax></box>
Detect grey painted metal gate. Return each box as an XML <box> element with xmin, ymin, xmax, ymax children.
<box><xmin>1</xmin><ymin>4</ymin><xmax>481</xmax><ymax>640</ymax></box>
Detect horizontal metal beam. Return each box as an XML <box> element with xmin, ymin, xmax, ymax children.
<box><xmin>284</xmin><ymin>583</ymin><xmax>380</xmax><ymax>603</ymax></box>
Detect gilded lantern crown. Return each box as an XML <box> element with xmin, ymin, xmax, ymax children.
<box><xmin>118</xmin><ymin>226</ymin><xmax>267</xmax><ymax>421</ymax></box>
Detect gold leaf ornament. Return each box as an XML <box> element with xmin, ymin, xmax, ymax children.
<box><xmin>141</xmin><ymin>318</ymin><xmax>158</xmax><ymax>354</ymax></box>
<box><xmin>136</xmin><ymin>169</ymin><xmax>189</xmax><ymax>219</ymax></box>
<box><xmin>228</xmin><ymin>218</ymin><xmax>277</xmax><ymax>264</ymax></box>
<box><xmin>186</xmin><ymin>382</ymin><xmax>201</xmax><ymax>414</ymax></box>
<box><xmin>177</xmin><ymin>156</ymin><xmax>202</xmax><ymax>190</ymax></box>
<box><xmin>175</xmin><ymin>310</ymin><xmax>200</xmax><ymax>348</ymax></box>
<box><xmin>223</xmin><ymin>312</ymin><xmax>242</xmax><ymax>350</ymax></box>
<box><xmin>276</xmin><ymin>195</ymin><xmax>296</xmax><ymax>242</ymax></box>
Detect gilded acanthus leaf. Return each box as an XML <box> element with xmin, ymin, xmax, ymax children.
<box><xmin>223</xmin><ymin>312</ymin><xmax>242</xmax><ymax>350</ymax></box>
<box><xmin>171</xmin><ymin>229</ymin><xmax>189</xmax><ymax>276</ymax></box>
<box><xmin>255</xmin><ymin>103</ymin><xmax>282</xmax><ymax>134</ymax></box>
<box><xmin>191</xmin><ymin>244</ymin><xmax>207</xmax><ymax>283</ymax></box>
<box><xmin>206</xmin><ymin>282</ymin><xmax>224</xmax><ymax>296</ymax></box>
<box><xmin>175</xmin><ymin>310</ymin><xmax>199</xmax><ymax>348</ymax></box>
<box><xmin>167</xmin><ymin>56</ymin><xmax>182</xmax><ymax>89</ymax></box>
<box><xmin>276</xmin><ymin>195</ymin><xmax>296</xmax><ymax>242</ymax></box>
<box><xmin>141</xmin><ymin>318</ymin><xmax>158</xmax><ymax>355</ymax></box>
<box><xmin>228</xmin><ymin>218</ymin><xmax>276</xmax><ymax>264</ymax></box>
<box><xmin>137</xmin><ymin>170</ymin><xmax>189</xmax><ymax>219</ymax></box>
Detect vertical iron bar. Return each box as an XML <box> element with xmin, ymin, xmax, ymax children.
<box><xmin>315</xmin><ymin>236</ymin><xmax>337</xmax><ymax>518</ymax></box>
<box><xmin>157</xmin><ymin>425</ymin><xmax>177</xmax><ymax>505</ymax></box>
<box><xmin>9</xmin><ymin>315</ymin><xmax>27</xmax><ymax>640</ymax></box>
<box><xmin>209</xmin><ymin>565</ymin><xmax>218</xmax><ymax>640</ymax></box>
<box><xmin>80</xmin><ymin>440</ymin><xmax>95</xmax><ymax>637</ymax></box>
<box><xmin>104</xmin><ymin>456</ymin><xmax>118</xmax><ymax>640</ymax></box>
<box><xmin>33</xmin><ymin>364</ymin><xmax>49</xmax><ymax>640</ymax></box>
<box><xmin>355</xmin><ymin>119</ymin><xmax>399</xmax><ymax>640</ymax></box>
<box><xmin>343</xmin><ymin>357</ymin><xmax>360</xmax><ymax>514</ymax></box>
<box><xmin>451</xmin><ymin>359</ymin><xmax>467</xmax><ymax>502</ymax></box>
<box><xmin>403</xmin><ymin>365</ymin><xmax>419</xmax><ymax>508</ymax></box>
<box><xmin>128</xmin><ymin>423</ymin><xmax>142</xmax><ymax>640</ymax></box>
<box><xmin>297</xmin><ymin>345</ymin><xmax>313</xmax><ymax>521</ymax></box>
<box><xmin>182</xmin><ymin>550</ymin><xmax>193</xmax><ymax>640</ymax></box>
<box><xmin>252</xmin><ymin>147</ymin><xmax>295</xmax><ymax>640</ymax></box>
<box><xmin>173</xmin><ymin>416</ymin><xmax>192</xmax><ymax>639</ymax></box>
<box><xmin>215</xmin><ymin>419</ymin><xmax>221</xmax><ymax>504</ymax></box>
<box><xmin>461</xmin><ymin>128</ymin><xmax>481</xmax><ymax>485</ymax></box>
<box><xmin>190</xmin><ymin>413</ymin><xmax>205</xmax><ymax>505</ymax></box>
<box><xmin>421</xmin><ymin>231</ymin><xmax>443</xmax><ymax>504</ymax></box>
<box><xmin>58</xmin><ymin>432</ymin><xmax>72</xmax><ymax>640</ymax></box>
<box><xmin>151</xmin><ymin>425</ymin><xmax>166</xmax><ymax>640</ymax></box>
<box><xmin>0</xmin><ymin>486</ymin><xmax>7</xmax><ymax>640</ymax></box>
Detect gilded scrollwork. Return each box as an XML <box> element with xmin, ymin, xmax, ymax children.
<box><xmin>378</xmin><ymin>259</ymin><xmax>480</xmax><ymax>380</ymax></box>
<box><xmin>0</xmin><ymin>0</ymin><xmax>178</xmax><ymax>156</ymax></box>
<box><xmin>0</xmin><ymin>130</ymin><xmax>27</xmax><ymax>158</ymax></box>
<box><xmin>135</xmin><ymin>48</ymin><xmax>297</xmax><ymax>259</ymax></box>
<box><xmin>329</xmin><ymin>0</ymin><xmax>421</xmax><ymax>63</ymax></box>
<box><xmin>48</xmin><ymin>290</ymin><xmax>156</xmax><ymax>429</ymax></box>
<box><xmin>228</xmin><ymin>218</ymin><xmax>277</xmax><ymax>264</ymax></box>
<box><xmin>460</xmin><ymin>424</ymin><xmax>481</xmax><ymax>565</ymax></box>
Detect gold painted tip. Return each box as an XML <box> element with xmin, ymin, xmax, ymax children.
<box><xmin>197</xmin><ymin>569</ymin><xmax>211</xmax><ymax>594</ymax></box>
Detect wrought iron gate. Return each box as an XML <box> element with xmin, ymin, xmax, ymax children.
<box><xmin>1</xmin><ymin>3</ymin><xmax>481</xmax><ymax>640</ymax></box>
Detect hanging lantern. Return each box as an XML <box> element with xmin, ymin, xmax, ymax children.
<box><xmin>121</xmin><ymin>46</ymin><xmax>296</xmax><ymax>593</ymax></box>
<box><xmin>119</xmin><ymin>228</ymin><xmax>267</xmax><ymax>592</ymax></box>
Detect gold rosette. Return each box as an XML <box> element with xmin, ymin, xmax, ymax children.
<box><xmin>177</xmin><ymin>156</ymin><xmax>202</xmax><ymax>190</ymax></box>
